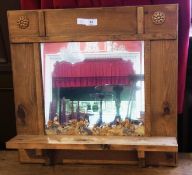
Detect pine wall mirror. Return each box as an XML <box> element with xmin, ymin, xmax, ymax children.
<box><xmin>6</xmin><ymin>4</ymin><xmax>178</xmax><ymax>167</ymax></box>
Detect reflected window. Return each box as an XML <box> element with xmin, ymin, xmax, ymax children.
<box><xmin>41</xmin><ymin>41</ymin><xmax>145</xmax><ymax>136</ymax></box>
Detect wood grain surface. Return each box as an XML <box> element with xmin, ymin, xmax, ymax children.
<box><xmin>11</xmin><ymin>44</ymin><xmax>40</xmax><ymax>134</ymax></box>
<box><xmin>150</xmin><ymin>40</ymin><xmax>177</xmax><ymax>136</ymax></box>
<box><xmin>7</xmin><ymin>5</ymin><xmax>178</xmax><ymax>43</ymax></box>
<box><xmin>6</xmin><ymin>135</ymin><xmax>177</xmax><ymax>152</ymax></box>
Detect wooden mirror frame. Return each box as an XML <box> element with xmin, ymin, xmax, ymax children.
<box><xmin>6</xmin><ymin>4</ymin><xmax>178</xmax><ymax>167</ymax></box>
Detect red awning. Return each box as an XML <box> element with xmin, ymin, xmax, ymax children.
<box><xmin>52</xmin><ymin>58</ymin><xmax>135</xmax><ymax>88</ymax></box>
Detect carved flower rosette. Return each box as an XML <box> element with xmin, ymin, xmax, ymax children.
<box><xmin>17</xmin><ymin>16</ymin><xmax>29</xmax><ymax>29</ymax></box>
<box><xmin>152</xmin><ymin>11</ymin><xmax>166</xmax><ymax>25</ymax></box>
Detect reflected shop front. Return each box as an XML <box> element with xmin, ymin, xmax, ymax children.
<box><xmin>41</xmin><ymin>41</ymin><xmax>145</xmax><ymax>136</ymax></box>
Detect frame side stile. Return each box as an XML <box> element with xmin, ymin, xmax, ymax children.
<box><xmin>144</xmin><ymin>41</ymin><xmax>151</xmax><ymax>136</ymax></box>
<box><xmin>33</xmin><ymin>43</ymin><xmax>45</xmax><ymax>135</ymax></box>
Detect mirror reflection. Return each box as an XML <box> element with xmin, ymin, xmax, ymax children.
<box><xmin>41</xmin><ymin>41</ymin><xmax>145</xmax><ymax>136</ymax></box>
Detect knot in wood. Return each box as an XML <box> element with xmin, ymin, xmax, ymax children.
<box><xmin>163</xmin><ymin>101</ymin><xmax>171</xmax><ymax>115</ymax></box>
<box><xmin>152</xmin><ymin>11</ymin><xmax>166</xmax><ymax>25</ymax></box>
<box><xmin>17</xmin><ymin>16</ymin><xmax>29</xmax><ymax>29</ymax></box>
<box><xmin>17</xmin><ymin>104</ymin><xmax>26</xmax><ymax>125</ymax></box>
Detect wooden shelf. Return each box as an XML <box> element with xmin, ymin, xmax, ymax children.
<box><xmin>6</xmin><ymin>135</ymin><xmax>178</xmax><ymax>152</ymax></box>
